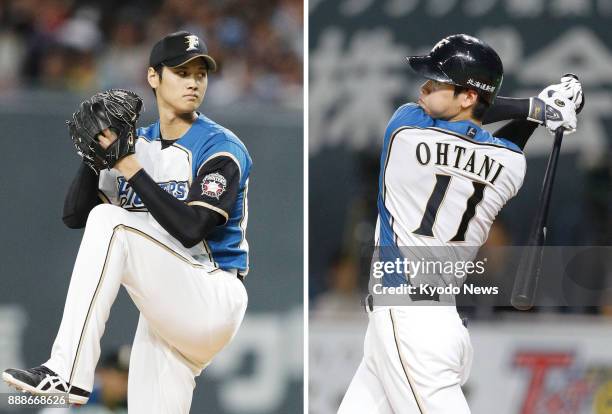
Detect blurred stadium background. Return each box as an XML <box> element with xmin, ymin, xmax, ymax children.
<box><xmin>0</xmin><ymin>0</ymin><xmax>303</xmax><ymax>413</ymax></box>
<box><xmin>309</xmin><ymin>1</ymin><xmax>612</xmax><ymax>413</ymax></box>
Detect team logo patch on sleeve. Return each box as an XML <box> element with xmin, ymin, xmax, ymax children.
<box><xmin>201</xmin><ymin>172</ymin><xmax>227</xmax><ymax>199</ymax></box>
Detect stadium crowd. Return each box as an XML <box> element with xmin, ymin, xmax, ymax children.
<box><xmin>0</xmin><ymin>0</ymin><xmax>303</xmax><ymax>107</ymax></box>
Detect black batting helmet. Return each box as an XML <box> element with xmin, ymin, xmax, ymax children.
<box><xmin>407</xmin><ymin>34</ymin><xmax>503</xmax><ymax>104</ymax></box>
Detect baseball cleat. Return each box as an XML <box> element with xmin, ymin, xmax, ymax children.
<box><xmin>2</xmin><ymin>365</ymin><xmax>90</xmax><ymax>405</ymax></box>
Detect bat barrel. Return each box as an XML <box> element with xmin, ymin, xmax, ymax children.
<box><xmin>511</xmin><ymin>128</ymin><xmax>564</xmax><ymax>310</ymax></box>
<box><xmin>511</xmin><ymin>242</ymin><xmax>545</xmax><ymax>310</ymax></box>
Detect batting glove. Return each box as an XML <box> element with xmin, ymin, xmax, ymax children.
<box><xmin>539</xmin><ymin>92</ymin><xmax>577</xmax><ymax>135</ymax></box>
<box><xmin>526</xmin><ymin>74</ymin><xmax>582</xmax><ymax>135</ymax></box>
<box><xmin>538</xmin><ymin>74</ymin><xmax>584</xmax><ymax>113</ymax></box>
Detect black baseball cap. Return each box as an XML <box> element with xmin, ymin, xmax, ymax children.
<box><xmin>149</xmin><ymin>31</ymin><xmax>217</xmax><ymax>71</ymax></box>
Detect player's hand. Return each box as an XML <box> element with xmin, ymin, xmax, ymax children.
<box><xmin>538</xmin><ymin>74</ymin><xmax>584</xmax><ymax>113</ymax></box>
<box><xmin>113</xmin><ymin>154</ymin><xmax>142</xmax><ymax>180</ymax></box>
<box><xmin>97</xmin><ymin>128</ymin><xmax>118</xmax><ymax>150</ymax></box>
<box><xmin>539</xmin><ymin>92</ymin><xmax>577</xmax><ymax>135</ymax></box>
<box><xmin>96</xmin><ymin>128</ymin><xmax>141</xmax><ymax>178</ymax></box>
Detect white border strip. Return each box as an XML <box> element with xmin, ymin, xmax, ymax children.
<box><xmin>303</xmin><ymin>1</ymin><xmax>310</xmax><ymax>412</ymax></box>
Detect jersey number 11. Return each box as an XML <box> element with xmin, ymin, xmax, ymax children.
<box><xmin>413</xmin><ymin>174</ymin><xmax>486</xmax><ymax>242</ymax></box>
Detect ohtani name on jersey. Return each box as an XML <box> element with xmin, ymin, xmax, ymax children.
<box><xmin>117</xmin><ymin>177</ymin><xmax>188</xmax><ymax>209</ymax></box>
<box><xmin>415</xmin><ymin>142</ymin><xmax>505</xmax><ymax>184</ymax></box>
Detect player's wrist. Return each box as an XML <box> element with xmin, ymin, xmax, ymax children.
<box><xmin>114</xmin><ymin>154</ymin><xmax>142</xmax><ymax>180</ymax></box>
<box><xmin>527</xmin><ymin>97</ymin><xmax>546</xmax><ymax>124</ymax></box>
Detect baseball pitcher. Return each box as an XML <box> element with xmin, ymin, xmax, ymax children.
<box><xmin>3</xmin><ymin>31</ymin><xmax>251</xmax><ymax>413</ymax></box>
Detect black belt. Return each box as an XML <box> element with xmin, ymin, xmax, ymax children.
<box><xmin>365</xmin><ymin>295</ymin><xmax>468</xmax><ymax>327</ymax></box>
<box><xmin>409</xmin><ymin>291</ymin><xmax>441</xmax><ymax>302</ymax></box>
<box><xmin>364</xmin><ymin>293</ymin><xmax>441</xmax><ymax>312</ymax></box>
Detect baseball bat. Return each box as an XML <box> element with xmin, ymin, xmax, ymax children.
<box><xmin>511</xmin><ymin>127</ymin><xmax>564</xmax><ymax>310</ymax></box>
<box><xmin>510</xmin><ymin>74</ymin><xmax>584</xmax><ymax>310</ymax></box>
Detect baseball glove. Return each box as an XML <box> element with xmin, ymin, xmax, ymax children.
<box><xmin>67</xmin><ymin>89</ymin><xmax>143</xmax><ymax>173</ymax></box>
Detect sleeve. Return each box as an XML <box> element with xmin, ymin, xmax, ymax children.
<box><xmin>492</xmin><ymin>119</ymin><xmax>539</xmax><ymax>151</ymax></box>
<box><xmin>186</xmin><ymin>155</ymin><xmax>241</xmax><ymax>224</ymax></box>
<box><xmin>62</xmin><ymin>163</ymin><xmax>102</xmax><ymax>229</ymax></box>
<box><xmin>387</xmin><ymin>103</ymin><xmax>433</xmax><ymax>132</ymax></box>
<box><xmin>125</xmin><ymin>139</ymin><xmax>247</xmax><ymax>249</ymax></box>
<box><xmin>483</xmin><ymin>97</ymin><xmax>531</xmax><ymax>124</ymax></box>
<box><xmin>484</xmin><ymin>97</ymin><xmax>540</xmax><ymax>150</ymax></box>
<box><xmin>127</xmin><ymin>170</ymin><xmax>223</xmax><ymax>248</ymax></box>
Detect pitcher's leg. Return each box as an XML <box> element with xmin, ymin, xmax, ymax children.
<box><xmin>128</xmin><ymin>315</ymin><xmax>196</xmax><ymax>414</ymax></box>
<box><xmin>118</xmin><ymin>224</ymin><xmax>248</xmax><ymax>365</ymax></box>
<box><xmin>37</xmin><ymin>202</ymin><xmax>244</xmax><ymax>407</ymax></box>
<box><xmin>45</xmin><ymin>205</ymin><xmax>135</xmax><ymax>391</ymax></box>
<box><xmin>110</xmin><ymin>222</ymin><xmax>247</xmax><ymax>411</ymax></box>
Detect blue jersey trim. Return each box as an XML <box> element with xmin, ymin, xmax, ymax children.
<box><xmin>136</xmin><ymin>122</ymin><xmax>159</xmax><ymax>142</ymax></box>
<box><xmin>386</xmin><ymin>103</ymin><xmax>523</xmax><ymax>153</ymax></box>
<box><xmin>378</xmin><ymin>112</ymin><xmax>414</xmax><ymax>287</ymax></box>
<box><xmin>136</xmin><ymin>114</ymin><xmax>251</xmax><ymax>274</ymax></box>
<box><xmin>432</xmin><ymin>120</ymin><xmax>523</xmax><ymax>153</ymax></box>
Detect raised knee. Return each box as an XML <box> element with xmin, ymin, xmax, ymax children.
<box><xmin>85</xmin><ymin>204</ymin><xmax>128</xmax><ymax>229</ymax></box>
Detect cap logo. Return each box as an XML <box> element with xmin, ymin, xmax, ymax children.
<box><xmin>185</xmin><ymin>35</ymin><xmax>200</xmax><ymax>52</ymax></box>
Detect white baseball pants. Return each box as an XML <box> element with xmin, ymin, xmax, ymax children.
<box><xmin>44</xmin><ymin>204</ymin><xmax>247</xmax><ymax>413</ymax></box>
<box><xmin>338</xmin><ymin>306</ymin><xmax>472</xmax><ymax>414</ymax></box>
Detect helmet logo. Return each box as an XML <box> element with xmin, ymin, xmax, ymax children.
<box><xmin>554</xmin><ymin>99</ymin><xmax>565</xmax><ymax>107</ymax></box>
<box><xmin>431</xmin><ymin>38</ymin><xmax>450</xmax><ymax>52</ymax></box>
<box><xmin>467</xmin><ymin>78</ymin><xmax>496</xmax><ymax>93</ymax></box>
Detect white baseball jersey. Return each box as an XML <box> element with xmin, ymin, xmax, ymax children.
<box><xmin>98</xmin><ymin>113</ymin><xmax>251</xmax><ymax>276</ymax></box>
<box><xmin>375</xmin><ymin>103</ymin><xmax>526</xmax><ymax>287</ymax></box>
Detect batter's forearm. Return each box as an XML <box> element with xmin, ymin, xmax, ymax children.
<box><xmin>63</xmin><ymin>163</ymin><xmax>102</xmax><ymax>229</ymax></box>
<box><xmin>492</xmin><ymin>119</ymin><xmax>539</xmax><ymax>151</ymax></box>
<box><xmin>485</xmin><ymin>97</ymin><xmax>541</xmax><ymax>150</ymax></box>
<box><xmin>483</xmin><ymin>97</ymin><xmax>531</xmax><ymax>124</ymax></box>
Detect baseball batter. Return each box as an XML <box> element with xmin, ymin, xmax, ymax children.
<box><xmin>3</xmin><ymin>31</ymin><xmax>251</xmax><ymax>413</ymax></box>
<box><xmin>338</xmin><ymin>35</ymin><xmax>583</xmax><ymax>413</ymax></box>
